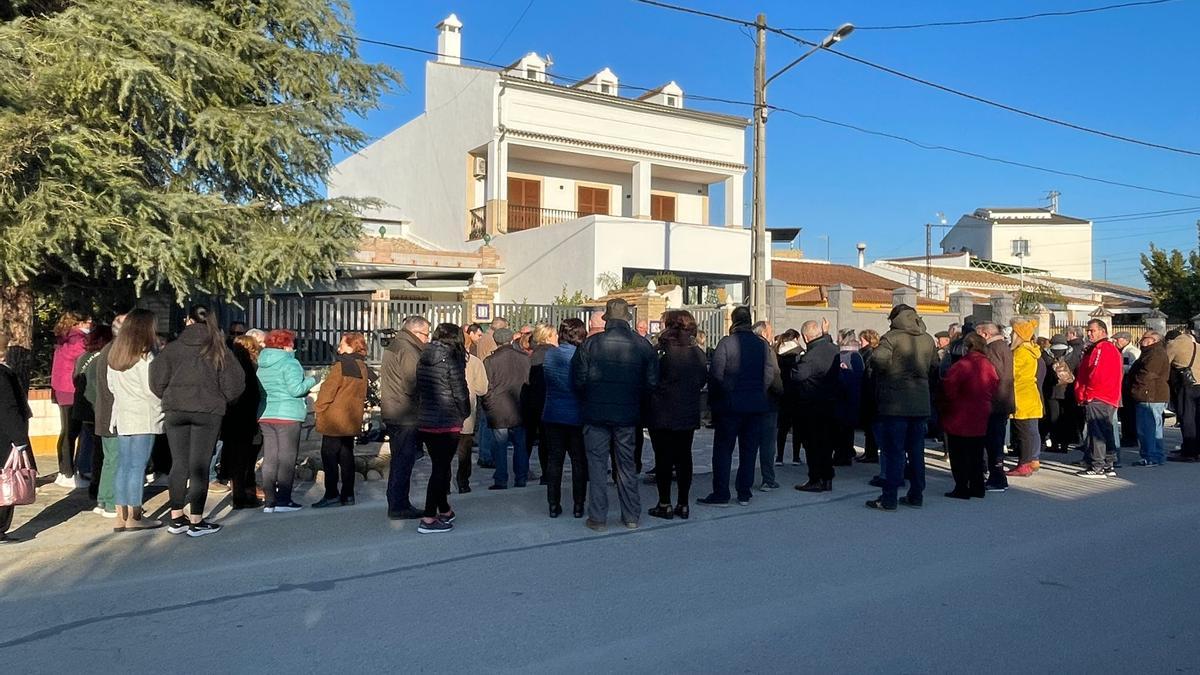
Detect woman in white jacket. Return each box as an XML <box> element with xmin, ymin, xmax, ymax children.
<box><xmin>106</xmin><ymin>310</ymin><xmax>164</xmax><ymax>532</ymax></box>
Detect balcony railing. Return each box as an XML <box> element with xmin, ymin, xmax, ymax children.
<box><xmin>467</xmin><ymin>204</ymin><xmax>585</xmax><ymax>239</ymax></box>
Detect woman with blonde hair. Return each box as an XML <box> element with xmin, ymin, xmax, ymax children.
<box><xmin>524</xmin><ymin>322</ymin><xmax>557</xmax><ymax>484</ymax></box>
<box><xmin>51</xmin><ymin>310</ymin><xmax>93</xmax><ymax>488</ymax></box>
<box><xmin>106</xmin><ymin>309</ymin><xmax>164</xmax><ymax>531</ymax></box>
<box><xmin>313</xmin><ymin>332</ymin><xmax>373</xmax><ymax>508</ymax></box>
<box><xmin>858</xmin><ymin>328</ymin><xmax>882</xmax><ymax>465</ymax></box>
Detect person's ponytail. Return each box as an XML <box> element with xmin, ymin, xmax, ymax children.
<box><xmin>189</xmin><ymin>304</ymin><xmax>228</xmax><ymax>371</ymax></box>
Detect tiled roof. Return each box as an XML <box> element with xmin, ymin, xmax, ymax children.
<box><xmin>772</xmin><ymin>260</ymin><xmax>907</xmax><ymax>290</ymax></box>
<box><xmin>353</xmin><ymin>237</ymin><xmax>502</xmax><ymax>270</ymax></box>
<box><xmin>786</xmin><ymin>287</ymin><xmax>943</xmax><ymax>306</ymax></box>
<box><xmin>889</xmin><ymin>263</ymin><xmax>1019</xmax><ymax>287</ymax></box>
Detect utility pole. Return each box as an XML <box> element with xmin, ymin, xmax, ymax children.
<box><xmin>1102</xmin><ymin>258</ymin><xmax>1108</xmax><ymax>282</ymax></box>
<box><xmin>925</xmin><ymin>223</ymin><xmax>932</xmax><ymax>296</ymax></box>
<box><xmin>750</xmin><ymin>13</ymin><xmax>767</xmax><ymax>319</ymax></box>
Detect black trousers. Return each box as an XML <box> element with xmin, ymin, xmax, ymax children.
<box><xmin>543</xmin><ymin>422</ymin><xmax>588</xmax><ymax>507</ymax></box>
<box><xmin>56</xmin><ymin>403</ymin><xmax>80</xmax><ymax>477</ymax></box>
<box><xmin>321</xmin><ymin>435</ymin><xmax>356</xmax><ymax>501</ymax></box>
<box><xmin>523</xmin><ymin>416</ymin><xmax>546</xmax><ymax>478</ymax></box>
<box><xmin>151</xmin><ymin>433</ymin><xmax>173</xmax><ymax>475</ymax></box>
<box><xmin>832</xmin><ymin>421</ymin><xmax>856</xmax><ymax>465</ymax></box>
<box><xmin>1118</xmin><ymin>399</ymin><xmax>1138</xmax><ymax>447</ymax></box>
<box><xmin>649</xmin><ymin>428</ymin><xmax>694</xmax><ymax>505</ymax></box>
<box><xmin>165</xmin><ymin>411</ymin><xmax>222</xmax><ymax>515</ymax></box>
<box><xmin>798</xmin><ymin>407</ymin><xmax>834</xmax><ymax>481</ymax></box>
<box><xmin>776</xmin><ymin>407</ymin><xmax>803</xmax><ymax>462</ymax></box>
<box><xmin>1179</xmin><ymin>386</ymin><xmax>1200</xmax><ymax>457</ymax></box>
<box><xmin>947</xmin><ymin>434</ymin><xmax>986</xmax><ymax>496</ymax></box>
<box><xmin>222</xmin><ymin>430</ymin><xmax>261</xmax><ymax>504</ymax></box>
<box><xmin>984</xmin><ymin>412</ymin><xmax>1009</xmax><ymax>488</ymax></box>
<box><xmin>421</xmin><ymin>432</ymin><xmax>457</xmax><ymax>517</ymax></box>
<box><xmin>85</xmin><ymin>425</ymin><xmax>102</xmax><ymax>499</ymax></box>
<box><xmin>455</xmin><ymin>433</ymin><xmax>473</xmax><ymax>489</ymax></box>
<box><xmin>861</xmin><ymin>416</ymin><xmax>879</xmax><ymax>462</ymax></box>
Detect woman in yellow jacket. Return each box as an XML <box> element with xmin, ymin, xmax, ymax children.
<box><xmin>1008</xmin><ymin>318</ymin><xmax>1046</xmax><ymax>477</ymax></box>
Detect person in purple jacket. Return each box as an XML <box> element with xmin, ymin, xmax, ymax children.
<box><xmin>50</xmin><ymin>310</ymin><xmax>93</xmax><ymax>488</ymax></box>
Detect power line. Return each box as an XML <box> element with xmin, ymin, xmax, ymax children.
<box><xmin>769</xmin><ymin>28</ymin><xmax>1200</xmax><ymax>158</ymax></box>
<box><xmin>626</xmin><ymin>2</ymin><xmax>1200</xmax><ymax>157</ymax></box>
<box><xmin>1090</xmin><ymin>206</ymin><xmax>1200</xmax><ymax>220</ymax></box>
<box><xmin>345</xmin><ymin>33</ymin><xmax>1200</xmax><ymax>200</ymax></box>
<box><xmin>767</xmin><ymin>107</ymin><xmax>1200</xmax><ymax>200</ymax></box>
<box><xmin>780</xmin><ymin>0</ymin><xmax>1180</xmax><ymax>31</ymax></box>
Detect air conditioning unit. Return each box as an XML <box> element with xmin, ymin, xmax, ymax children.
<box><xmin>472</xmin><ymin>156</ymin><xmax>487</xmax><ymax>179</ymax></box>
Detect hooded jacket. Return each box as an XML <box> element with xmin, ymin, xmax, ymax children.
<box><xmin>148</xmin><ymin>324</ymin><xmax>245</xmax><ymax>416</ymax></box>
<box><xmin>1012</xmin><ymin>338</ymin><xmax>1045</xmax><ymax>420</ymax></box>
<box><xmin>416</xmin><ymin>340</ymin><xmax>471</xmax><ymax>430</ymax></box>
<box><xmin>1075</xmin><ymin>339</ymin><xmax>1122</xmax><ymax>407</ymax></box>
<box><xmin>51</xmin><ymin>329</ymin><xmax>87</xmax><ymax>405</ymax></box>
<box><xmin>256</xmin><ymin>348</ymin><xmax>316</xmax><ymax>422</ymax></box>
<box><xmin>870</xmin><ymin>307</ymin><xmax>937</xmax><ymax>418</ymax></box>
<box><xmin>379</xmin><ymin>330</ymin><xmax>424</xmax><ymax>426</ymax></box>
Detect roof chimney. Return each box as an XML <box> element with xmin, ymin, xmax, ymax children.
<box><xmin>436</xmin><ymin>14</ymin><xmax>462</xmax><ymax>65</ymax></box>
<box><xmin>856</xmin><ymin>242</ymin><xmax>867</xmax><ymax>269</ymax></box>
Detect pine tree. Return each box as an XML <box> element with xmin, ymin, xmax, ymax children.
<box><xmin>1140</xmin><ymin>243</ymin><xmax>1200</xmax><ymax>322</ymax></box>
<box><xmin>0</xmin><ymin>0</ymin><xmax>398</xmax><ymax>343</ymax></box>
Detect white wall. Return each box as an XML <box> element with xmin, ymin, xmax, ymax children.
<box><xmin>502</xmin><ymin>84</ymin><xmax>745</xmax><ymax>166</ymax></box>
<box><xmin>490</xmin><ymin>216</ymin><xmax>752</xmax><ymax>302</ymax></box>
<box><xmin>327</xmin><ymin>63</ymin><xmax>498</xmax><ymax>252</ymax></box>
<box><xmin>990</xmin><ymin>223</ymin><xmax>1092</xmax><ymax>279</ymax></box>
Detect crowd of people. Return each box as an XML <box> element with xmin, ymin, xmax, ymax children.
<box><xmin>2</xmin><ymin>297</ymin><xmax>1197</xmax><ymax>543</ymax></box>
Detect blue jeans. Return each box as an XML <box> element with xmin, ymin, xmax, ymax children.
<box><xmin>385</xmin><ymin>424</ymin><xmax>420</xmax><ymax>512</ymax></box>
<box><xmin>876</xmin><ymin>415</ymin><xmax>926</xmax><ymax>506</ymax></box>
<box><xmin>476</xmin><ymin>408</ymin><xmax>494</xmax><ymax>465</ymax></box>
<box><xmin>759</xmin><ymin>410</ymin><xmax>777</xmax><ymax>485</ymax></box>
<box><xmin>1136</xmin><ymin>402</ymin><xmax>1166</xmax><ymax>464</ymax></box>
<box><xmin>710</xmin><ymin>412</ymin><xmax>764</xmax><ymax>502</ymax></box>
<box><xmin>491</xmin><ymin>426</ymin><xmax>528</xmax><ymax>487</ymax></box>
<box><xmin>115</xmin><ymin>434</ymin><xmax>154</xmax><ymax>507</ymax></box>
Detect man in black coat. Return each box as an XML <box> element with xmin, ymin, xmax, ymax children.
<box><xmin>483</xmin><ymin>328</ymin><xmax>531</xmax><ymax>489</ymax></box>
<box><xmin>792</xmin><ymin>320</ymin><xmax>841</xmax><ymax>492</ymax></box>
<box><xmin>698</xmin><ymin>306</ymin><xmax>782</xmax><ymax>507</ymax></box>
<box><xmin>978</xmin><ymin>322</ymin><xmax>1015</xmax><ymax>491</ymax></box>
<box><xmin>381</xmin><ymin>316</ymin><xmax>428</xmax><ymax>519</ymax></box>
<box><xmin>1</xmin><ymin>331</ymin><xmax>33</xmax><ymax>543</ymax></box>
<box><xmin>572</xmin><ymin>299</ymin><xmax>657</xmax><ymax>530</ymax></box>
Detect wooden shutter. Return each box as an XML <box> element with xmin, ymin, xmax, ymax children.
<box><xmin>577</xmin><ymin>186</ymin><xmax>610</xmax><ymax>216</ymax></box>
<box><xmin>507</xmin><ymin>177</ymin><xmax>541</xmax><ymax>231</ymax></box>
<box><xmin>650</xmin><ymin>194</ymin><xmax>676</xmax><ymax>221</ymax></box>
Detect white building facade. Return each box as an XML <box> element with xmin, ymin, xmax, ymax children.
<box><xmin>328</xmin><ymin>14</ymin><xmax>752</xmax><ymax>304</ymax></box>
<box><xmin>939</xmin><ymin>207</ymin><xmax>1093</xmax><ymax>279</ymax></box>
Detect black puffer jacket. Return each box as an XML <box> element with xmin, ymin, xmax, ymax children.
<box><xmin>647</xmin><ymin>344</ymin><xmax>708</xmax><ymax>430</ymax></box>
<box><xmin>571</xmin><ymin>319</ymin><xmax>658</xmax><ymax>426</ymax></box>
<box><xmin>416</xmin><ymin>341</ymin><xmax>470</xmax><ymax>429</ymax></box>
<box><xmin>221</xmin><ymin>345</ymin><xmax>262</xmax><ymax>442</ymax></box>
<box><xmin>522</xmin><ymin>343</ymin><xmax>555</xmax><ymax>428</ymax></box>
<box><xmin>148</xmin><ymin>324</ymin><xmax>245</xmax><ymax>415</ymax></box>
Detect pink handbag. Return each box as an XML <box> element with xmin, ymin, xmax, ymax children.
<box><xmin>0</xmin><ymin>444</ymin><xmax>37</xmax><ymax>507</ymax></box>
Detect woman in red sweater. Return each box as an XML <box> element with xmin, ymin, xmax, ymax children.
<box><xmin>939</xmin><ymin>333</ymin><xmax>999</xmax><ymax>499</ymax></box>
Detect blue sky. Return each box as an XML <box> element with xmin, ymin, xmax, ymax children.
<box><xmin>341</xmin><ymin>0</ymin><xmax>1199</xmax><ymax>286</ymax></box>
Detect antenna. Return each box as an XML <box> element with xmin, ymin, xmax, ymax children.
<box><xmin>1045</xmin><ymin>190</ymin><xmax>1060</xmax><ymax>213</ymax></box>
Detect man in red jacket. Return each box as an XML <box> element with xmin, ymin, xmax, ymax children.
<box><xmin>1075</xmin><ymin>319</ymin><xmax>1123</xmax><ymax>477</ymax></box>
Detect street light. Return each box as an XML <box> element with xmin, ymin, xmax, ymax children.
<box><xmin>750</xmin><ymin>19</ymin><xmax>854</xmax><ymax>320</ymax></box>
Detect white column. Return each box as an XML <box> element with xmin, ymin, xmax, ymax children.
<box><xmin>485</xmin><ymin>139</ymin><xmax>508</xmax><ymax>201</ymax></box>
<box><xmin>724</xmin><ymin>174</ymin><xmax>744</xmax><ymax>227</ymax></box>
<box><xmin>632</xmin><ymin>160</ymin><xmax>652</xmax><ymax>219</ymax></box>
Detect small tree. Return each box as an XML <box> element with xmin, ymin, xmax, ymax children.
<box><xmin>1140</xmin><ymin>244</ymin><xmax>1200</xmax><ymax>322</ymax></box>
<box><xmin>551</xmin><ymin>285</ymin><xmax>590</xmax><ymax>306</ymax></box>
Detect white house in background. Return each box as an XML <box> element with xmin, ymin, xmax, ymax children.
<box><xmin>940</xmin><ymin>206</ymin><xmax>1093</xmax><ymax>279</ymax></box>
<box><xmin>327</xmin><ymin>13</ymin><xmax>753</xmax><ymax>304</ymax></box>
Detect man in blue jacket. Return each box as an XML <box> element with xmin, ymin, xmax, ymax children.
<box><xmin>572</xmin><ymin>299</ymin><xmax>658</xmax><ymax>531</ymax></box>
<box><xmin>699</xmin><ymin>306</ymin><xmax>782</xmax><ymax>507</ymax></box>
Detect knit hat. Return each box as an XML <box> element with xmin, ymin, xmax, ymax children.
<box><xmin>1011</xmin><ymin>318</ymin><xmax>1037</xmax><ymax>343</ymax></box>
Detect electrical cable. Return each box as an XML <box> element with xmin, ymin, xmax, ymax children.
<box><xmin>780</xmin><ymin>0</ymin><xmax>1180</xmax><ymax>32</ymax></box>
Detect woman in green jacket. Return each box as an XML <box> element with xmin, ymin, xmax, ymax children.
<box><xmin>257</xmin><ymin>329</ymin><xmax>316</xmax><ymax>513</ymax></box>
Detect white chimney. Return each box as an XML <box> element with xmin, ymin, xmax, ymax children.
<box><xmin>856</xmin><ymin>242</ymin><xmax>867</xmax><ymax>269</ymax></box>
<box><xmin>436</xmin><ymin>14</ymin><xmax>462</xmax><ymax>65</ymax></box>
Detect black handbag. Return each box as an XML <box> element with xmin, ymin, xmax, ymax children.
<box><xmin>1179</xmin><ymin>343</ymin><xmax>1199</xmax><ymax>389</ymax></box>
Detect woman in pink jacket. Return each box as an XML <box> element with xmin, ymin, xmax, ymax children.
<box><xmin>51</xmin><ymin>310</ymin><xmax>93</xmax><ymax>488</ymax></box>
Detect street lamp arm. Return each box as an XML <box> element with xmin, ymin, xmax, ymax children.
<box><xmin>764</xmin><ymin>43</ymin><xmax>824</xmax><ymax>88</ymax></box>
<box><xmin>763</xmin><ymin>23</ymin><xmax>855</xmax><ymax>89</ymax></box>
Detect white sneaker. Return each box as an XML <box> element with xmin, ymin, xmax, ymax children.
<box><xmin>93</xmin><ymin>506</ymin><xmax>117</xmax><ymax>518</ymax></box>
<box><xmin>54</xmin><ymin>473</ymin><xmax>88</xmax><ymax>489</ymax></box>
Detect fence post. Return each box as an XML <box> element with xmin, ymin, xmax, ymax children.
<box><xmin>462</xmin><ymin>271</ymin><xmax>493</xmax><ymax>326</ymax></box>
<box><xmin>990</xmin><ymin>293</ymin><xmax>1015</xmax><ymax>329</ymax></box>
<box><xmin>635</xmin><ymin>281</ymin><xmax>667</xmax><ymax>330</ymax></box>
<box><xmin>722</xmin><ymin>297</ymin><xmax>736</xmax><ymax>336</ymax></box>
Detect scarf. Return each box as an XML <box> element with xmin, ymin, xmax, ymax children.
<box><xmin>336</xmin><ymin>353</ymin><xmax>376</xmax><ymax>383</ymax></box>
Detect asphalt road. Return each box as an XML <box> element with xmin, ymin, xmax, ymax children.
<box><xmin>2</xmin><ymin>435</ymin><xmax>1199</xmax><ymax>674</ymax></box>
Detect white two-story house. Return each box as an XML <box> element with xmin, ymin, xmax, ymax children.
<box><xmin>328</xmin><ymin>14</ymin><xmax>753</xmax><ymax>305</ymax></box>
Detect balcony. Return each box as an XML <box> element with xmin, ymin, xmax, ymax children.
<box><xmin>469</xmin><ymin>204</ymin><xmax>584</xmax><ymax>239</ymax></box>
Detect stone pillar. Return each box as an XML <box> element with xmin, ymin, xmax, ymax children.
<box><xmin>461</xmin><ymin>272</ymin><xmax>494</xmax><ymax>325</ymax></box>
<box><xmin>991</xmin><ymin>293</ymin><xmax>1015</xmax><ymax>329</ymax></box>
<box><xmin>1144</xmin><ymin>309</ymin><xmax>1167</xmax><ymax>335</ymax></box>
<box><xmin>484</xmin><ymin>139</ymin><xmax>508</xmax><ymax>235</ymax></box>
<box><xmin>827</xmin><ymin>283</ymin><xmax>854</xmax><ymax>336</ymax></box>
<box><xmin>891</xmin><ymin>287</ymin><xmax>918</xmax><ymax>310</ymax></box>
<box><xmin>765</xmin><ymin>278</ymin><xmax>789</xmax><ymax>333</ymax></box>
<box><xmin>1036</xmin><ymin>305</ymin><xmax>1053</xmax><ymax>338</ymax></box>
<box><xmin>722</xmin><ymin>297</ymin><xmax>736</xmax><ymax>336</ymax></box>
<box><xmin>634</xmin><ymin>280</ymin><xmax>667</xmax><ymax>328</ymax></box>
<box><xmin>724</xmin><ymin>174</ymin><xmax>744</xmax><ymax>227</ymax></box>
<box><xmin>632</xmin><ymin>161</ymin><xmax>652</xmax><ymax>220</ymax></box>
<box><xmin>948</xmin><ymin>291</ymin><xmax>974</xmax><ymax>322</ymax></box>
